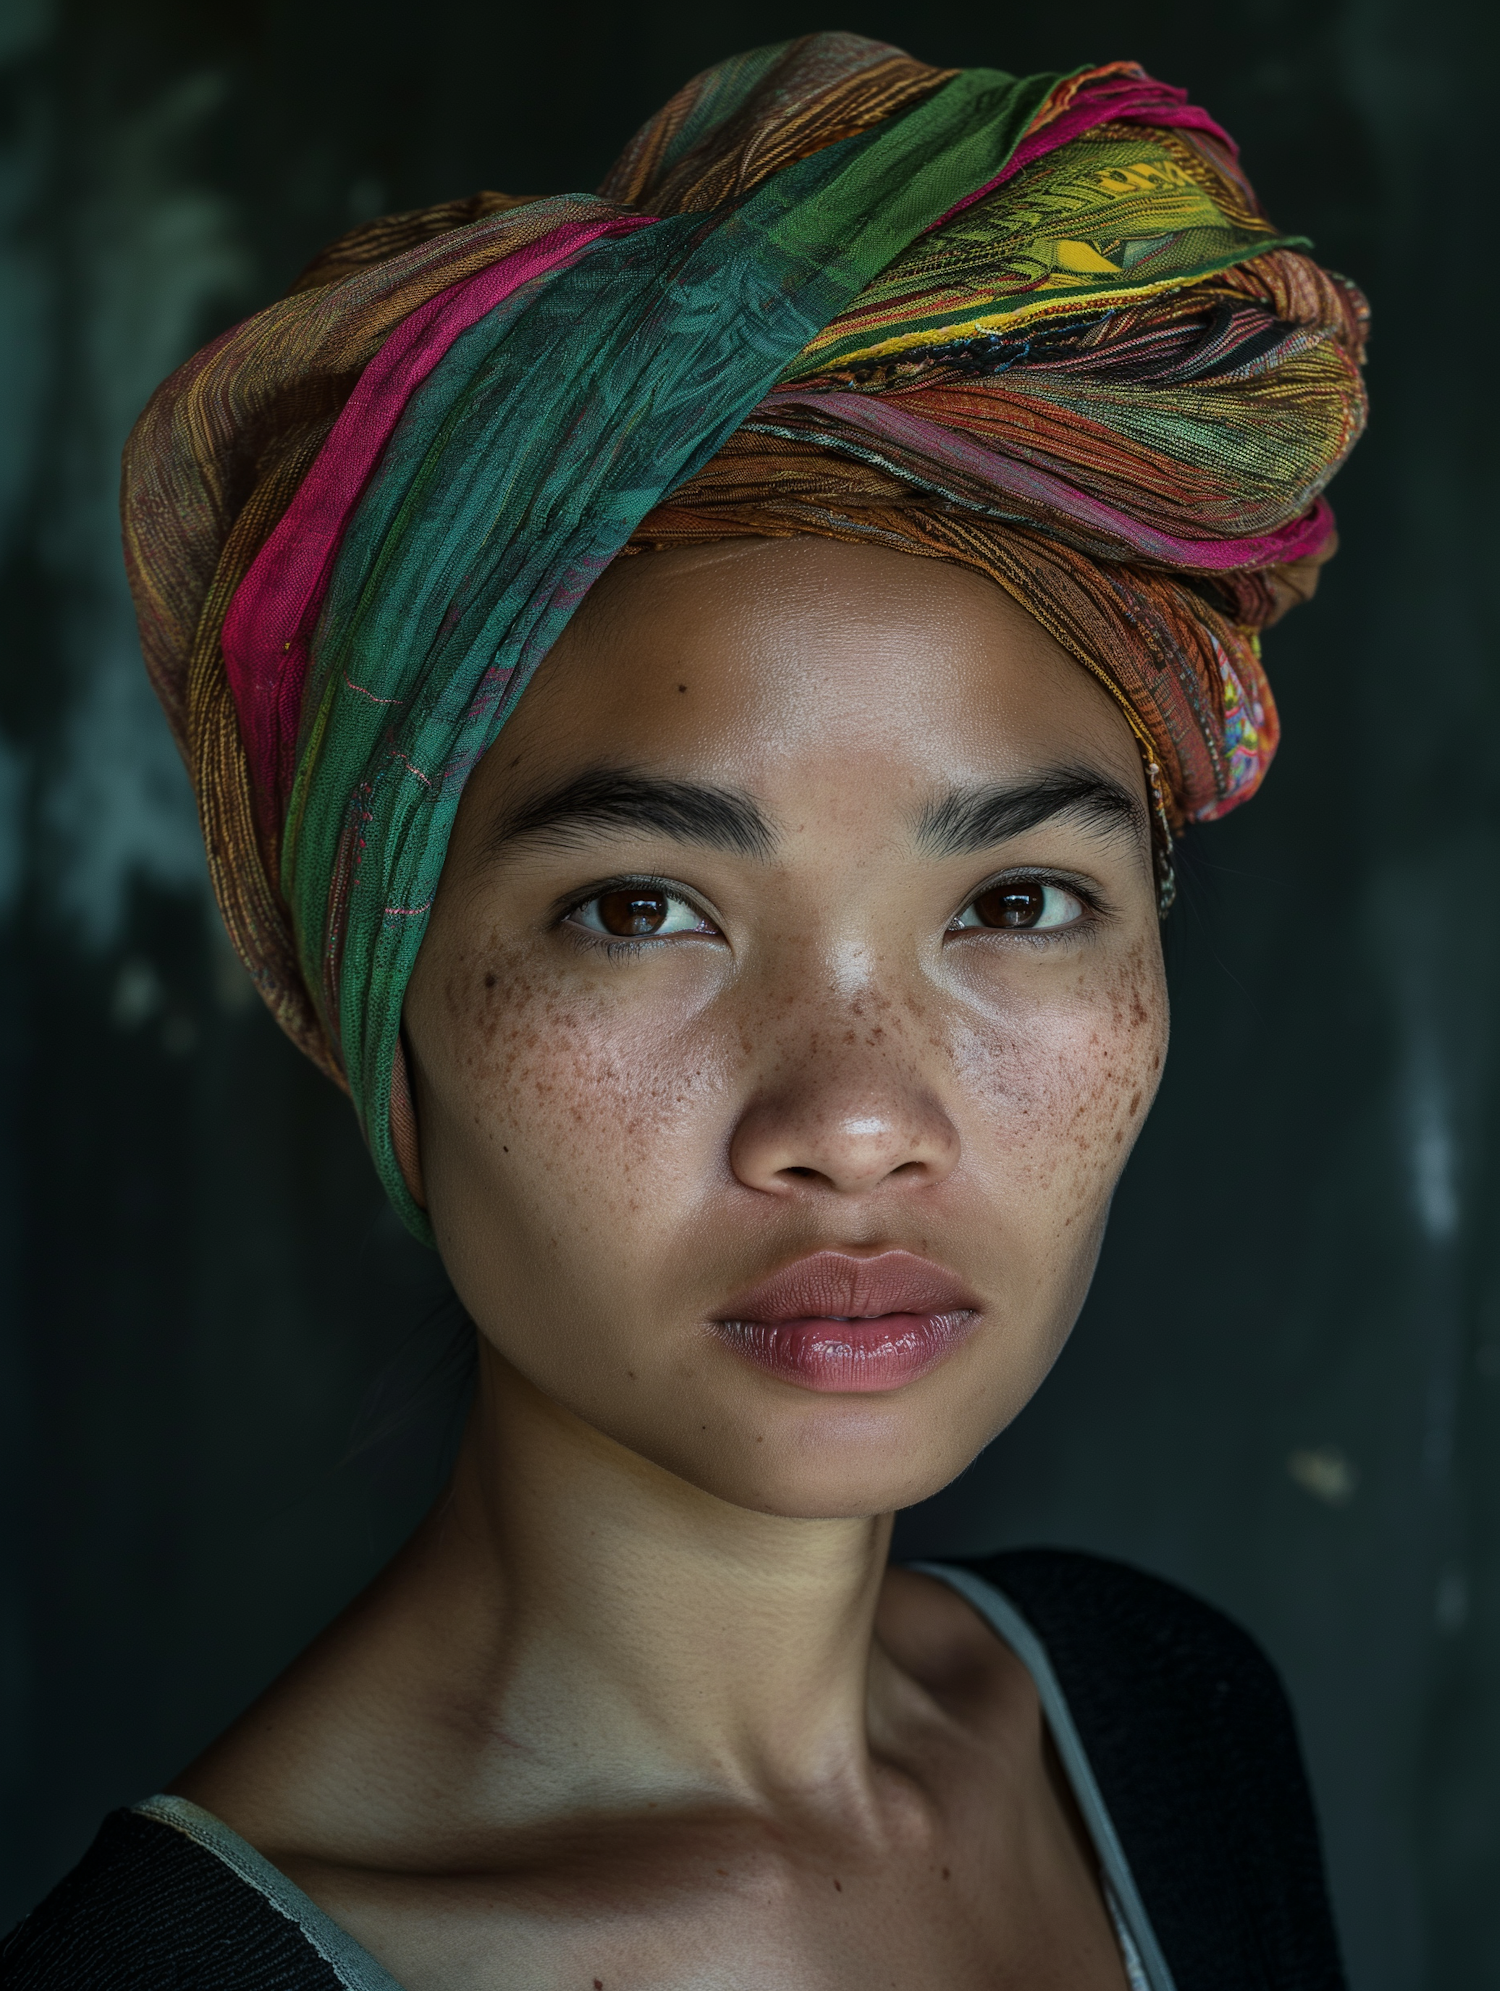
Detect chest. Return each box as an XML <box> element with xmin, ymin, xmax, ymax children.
<box><xmin>288</xmin><ymin>1785</ymin><xmax>1130</xmax><ymax>1991</ymax></box>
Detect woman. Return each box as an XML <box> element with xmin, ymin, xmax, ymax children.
<box><xmin>2</xmin><ymin>33</ymin><xmax>1366</xmax><ymax>1991</ymax></box>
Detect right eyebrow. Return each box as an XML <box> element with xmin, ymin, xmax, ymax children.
<box><xmin>915</xmin><ymin>766</ymin><xmax>1146</xmax><ymax>857</ymax></box>
<box><xmin>485</xmin><ymin>767</ymin><xmax>776</xmax><ymax>861</ymax></box>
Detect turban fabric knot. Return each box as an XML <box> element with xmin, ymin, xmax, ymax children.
<box><xmin>121</xmin><ymin>34</ymin><xmax>1368</xmax><ymax>1239</ymax></box>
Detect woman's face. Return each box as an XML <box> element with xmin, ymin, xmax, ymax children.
<box><xmin>404</xmin><ymin>538</ymin><xmax>1168</xmax><ymax>1519</ymax></box>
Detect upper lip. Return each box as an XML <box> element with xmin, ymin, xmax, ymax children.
<box><xmin>715</xmin><ymin>1250</ymin><xmax>980</xmax><ymax>1324</ymax></box>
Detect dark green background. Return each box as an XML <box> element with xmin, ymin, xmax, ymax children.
<box><xmin>2</xmin><ymin>0</ymin><xmax>1496</xmax><ymax>1980</ymax></box>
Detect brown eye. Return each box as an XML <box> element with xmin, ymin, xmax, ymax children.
<box><xmin>973</xmin><ymin>883</ymin><xmax>1046</xmax><ymax>928</ymax></box>
<box><xmin>595</xmin><ymin>888</ymin><xmax>670</xmax><ymax>936</ymax></box>
<box><xmin>568</xmin><ymin>885</ymin><xmax>716</xmax><ymax>942</ymax></box>
<box><xmin>950</xmin><ymin>880</ymin><xmax>1085</xmax><ymax>934</ymax></box>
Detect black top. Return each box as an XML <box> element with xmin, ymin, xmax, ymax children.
<box><xmin>0</xmin><ymin>1549</ymin><xmax>1347</xmax><ymax>1991</ymax></box>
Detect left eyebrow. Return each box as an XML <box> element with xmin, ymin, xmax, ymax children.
<box><xmin>915</xmin><ymin>767</ymin><xmax>1146</xmax><ymax>858</ymax></box>
<box><xmin>485</xmin><ymin>767</ymin><xmax>776</xmax><ymax>860</ymax></box>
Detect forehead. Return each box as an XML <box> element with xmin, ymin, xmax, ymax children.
<box><xmin>486</xmin><ymin>537</ymin><xmax>1144</xmax><ymax>800</ymax></box>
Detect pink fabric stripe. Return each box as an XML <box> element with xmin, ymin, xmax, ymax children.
<box><xmin>222</xmin><ymin>213</ymin><xmax>652</xmax><ymax>818</ymax></box>
<box><xmin>935</xmin><ymin>69</ymin><xmax>1241</xmax><ymax>230</ymax></box>
<box><xmin>759</xmin><ymin>388</ymin><xmax>1335</xmax><ymax>572</ymax></box>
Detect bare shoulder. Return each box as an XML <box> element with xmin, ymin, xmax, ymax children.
<box><xmin>167</xmin><ymin>1559</ymin><xmax>437</xmax><ymax>1862</ymax></box>
<box><xmin>872</xmin><ymin>1561</ymin><xmax>1107</xmax><ymax>1949</ymax></box>
<box><xmin>875</xmin><ymin>1563</ymin><xmax>1040</xmax><ymax>1741</ymax></box>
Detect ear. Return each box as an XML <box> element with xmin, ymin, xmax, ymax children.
<box><xmin>390</xmin><ymin>1033</ymin><xmax>426</xmax><ymax>1208</ymax></box>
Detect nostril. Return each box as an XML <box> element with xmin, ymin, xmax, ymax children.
<box><xmin>730</xmin><ymin>1092</ymin><xmax>961</xmax><ymax>1198</ymax></box>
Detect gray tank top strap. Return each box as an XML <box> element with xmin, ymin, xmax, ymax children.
<box><xmin>909</xmin><ymin>1560</ymin><xmax>1175</xmax><ymax>1991</ymax></box>
<box><xmin>133</xmin><ymin>1795</ymin><xmax>402</xmax><ymax>1991</ymax></box>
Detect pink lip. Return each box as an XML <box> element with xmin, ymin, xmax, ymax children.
<box><xmin>709</xmin><ymin>1251</ymin><xmax>980</xmax><ymax>1395</ymax></box>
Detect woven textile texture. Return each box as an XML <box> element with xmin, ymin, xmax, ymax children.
<box><xmin>121</xmin><ymin>33</ymin><xmax>1367</xmax><ymax>1235</ymax></box>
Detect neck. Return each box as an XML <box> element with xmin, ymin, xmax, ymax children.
<box><xmin>392</xmin><ymin>1343</ymin><xmax>896</xmax><ymax>1819</ymax></box>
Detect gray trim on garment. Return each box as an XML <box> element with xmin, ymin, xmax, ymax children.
<box><xmin>909</xmin><ymin>1561</ymin><xmax>1177</xmax><ymax>1991</ymax></box>
<box><xmin>134</xmin><ymin>1794</ymin><xmax>405</xmax><ymax>1991</ymax></box>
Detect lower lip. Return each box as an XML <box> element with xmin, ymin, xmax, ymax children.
<box><xmin>710</xmin><ymin>1312</ymin><xmax>977</xmax><ymax>1394</ymax></box>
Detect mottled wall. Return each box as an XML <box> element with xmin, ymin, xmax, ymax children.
<box><xmin>2</xmin><ymin>1</ymin><xmax>1495</xmax><ymax>1981</ymax></box>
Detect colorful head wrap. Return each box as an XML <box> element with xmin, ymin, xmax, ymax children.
<box><xmin>122</xmin><ymin>34</ymin><xmax>1368</xmax><ymax>1238</ymax></box>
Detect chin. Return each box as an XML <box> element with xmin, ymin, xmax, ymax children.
<box><xmin>681</xmin><ymin>1448</ymin><xmax>981</xmax><ymax>1523</ymax></box>
<box><xmin>677</xmin><ymin>1309</ymin><xmax>1076</xmax><ymax>1520</ymax></box>
<box><xmin>641</xmin><ymin>1389</ymin><xmax>1013</xmax><ymax>1522</ymax></box>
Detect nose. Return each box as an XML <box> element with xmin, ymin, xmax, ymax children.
<box><xmin>728</xmin><ymin>1037</ymin><xmax>960</xmax><ymax>1198</ymax></box>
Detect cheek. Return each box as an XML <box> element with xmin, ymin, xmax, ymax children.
<box><xmin>951</xmin><ymin>938</ymin><xmax>1168</xmax><ymax>1228</ymax></box>
<box><xmin>418</xmin><ymin>933</ymin><xmax>731</xmax><ymax>1247</ymax></box>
